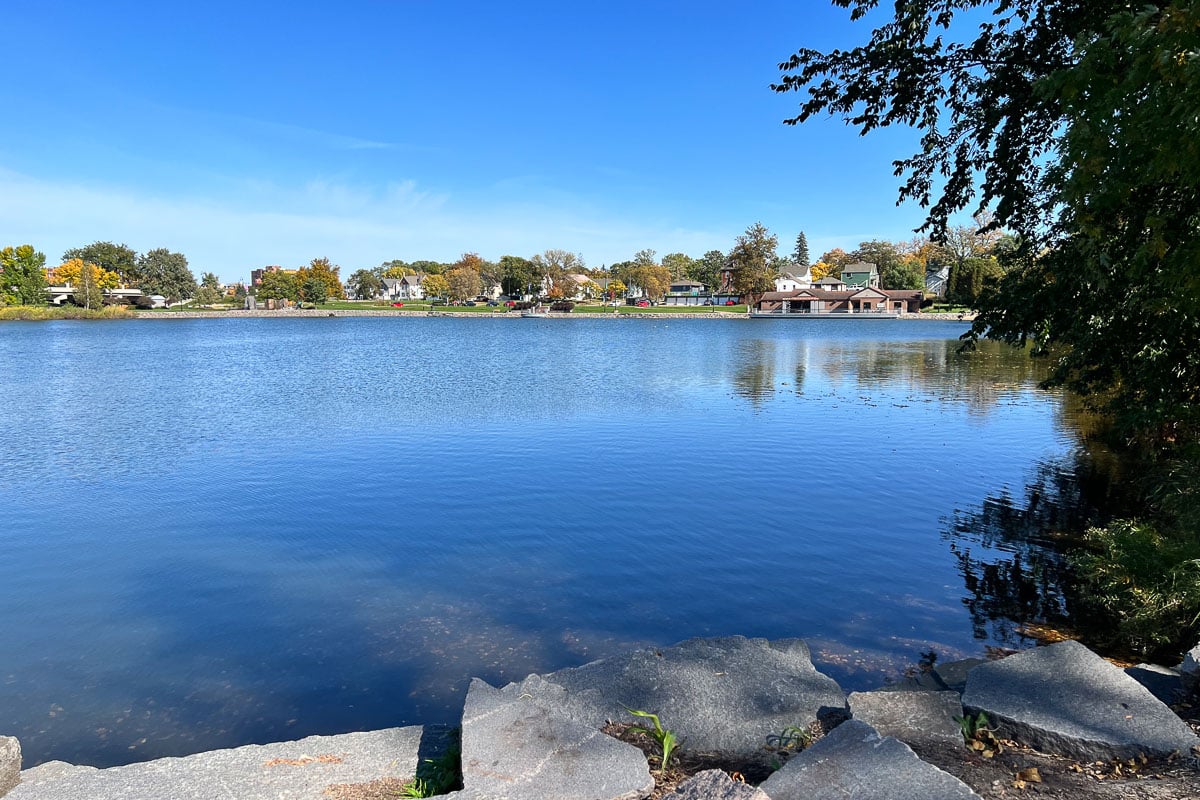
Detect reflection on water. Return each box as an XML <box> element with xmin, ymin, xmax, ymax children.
<box><xmin>942</xmin><ymin>446</ymin><xmax>1121</xmax><ymax>649</ymax></box>
<box><xmin>0</xmin><ymin>318</ymin><xmax>1085</xmax><ymax>767</ymax></box>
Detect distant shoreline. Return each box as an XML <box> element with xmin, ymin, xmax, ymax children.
<box><xmin>131</xmin><ymin>309</ymin><xmax>977</xmax><ymax>321</ymax></box>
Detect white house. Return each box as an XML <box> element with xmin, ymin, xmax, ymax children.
<box><xmin>774</xmin><ymin>266</ymin><xmax>813</xmax><ymax>293</ymax></box>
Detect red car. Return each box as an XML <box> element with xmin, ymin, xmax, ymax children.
<box><xmin>391</xmin><ymin>302</ymin><xmax>404</xmax><ymax>307</ymax></box>
<box><xmin>636</xmin><ymin>300</ymin><xmax>650</xmax><ymax>307</ymax></box>
<box><xmin>724</xmin><ymin>299</ymin><xmax>737</xmax><ymax>306</ymax></box>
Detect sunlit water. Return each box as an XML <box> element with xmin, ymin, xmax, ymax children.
<box><xmin>0</xmin><ymin>317</ymin><xmax>1079</xmax><ymax>766</ymax></box>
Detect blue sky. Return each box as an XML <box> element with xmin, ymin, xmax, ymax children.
<box><xmin>1</xmin><ymin>1</ymin><xmax>936</xmax><ymax>282</ymax></box>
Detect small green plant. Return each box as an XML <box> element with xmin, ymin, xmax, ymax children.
<box><xmin>397</xmin><ymin>731</ymin><xmax>462</xmax><ymax>797</ymax></box>
<box><xmin>765</xmin><ymin>724</ymin><xmax>816</xmax><ymax>771</ymax></box>
<box><xmin>765</xmin><ymin>725</ymin><xmax>814</xmax><ymax>751</ymax></box>
<box><xmin>954</xmin><ymin>711</ymin><xmax>1003</xmax><ymax>757</ymax></box>
<box><xmin>624</xmin><ymin>708</ymin><xmax>680</xmax><ymax>771</ymax></box>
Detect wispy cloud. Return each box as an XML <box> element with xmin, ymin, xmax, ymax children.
<box><xmin>0</xmin><ymin>167</ymin><xmax>728</xmax><ymax>280</ymax></box>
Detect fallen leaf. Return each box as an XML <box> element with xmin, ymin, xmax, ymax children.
<box><xmin>1016</xmin><ymin>767</ymin><xmax>1042</xmax><ymax>783</ymax></box>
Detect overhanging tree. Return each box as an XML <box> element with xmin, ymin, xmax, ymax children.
<box><xmin>775</xmin><ymin>1</ymin><xmax>1200</xmax><ymax>443</ymax></box>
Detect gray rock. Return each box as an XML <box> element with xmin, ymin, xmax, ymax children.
<box><xmin>460</xmin><ymin>678</ymin><xmax>653</xmax><ymax>800</ymax></box>
<box><xmin>1126</xmin><ymin>663</ymin><xmax>1184</xmax><ymax>706</ymax></box>
<box><xmin>848</xmin><ymin>691</ymin><xmax>964</xmax><ymax>746</ymax></box>
<box><xmin>671</xmin><ymin>769</ymin><xmax>768</xmax><ymax>799</ymax></box>
<box><xmin>1182</xmin><ymin>643</ymin><xmax>1200</xmax><ymax>693</ymax></box>
<box><xmin>0</xmin><ymin>737</ymin><xmax>19</xmax><ymax>798</ymax></box>
<box><xmin>963</xmin><ymin>640</ymin><xmax>1200</xmax><ymax>760</ymax></box>
<box><xmin>879</xmin><ymin>671</ymin><xmax>949</xmax><ymax>693</ymax></box>
<box><xmin>6</xmin><ymin>726</ymin><xmax>424</xmax><ymax>800</ymax></box>
<box><xmin>933</xmin><ymin>659</ymin><xmax>987</xmax><ymax>693</ymax></box>
<box><xmin>759</xmin><ymin>719</ymin><xmax>979</xmax><ymax>800</ymax></box>
<box><xmin>506</xmin><ymin>636</ymin><xmax>846</xmax><ymax>757</ymax></box>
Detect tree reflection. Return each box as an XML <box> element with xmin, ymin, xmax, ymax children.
<box><xmin>731</xmin><ymin>340</ymin><xmax>778</xmax><ymax>406</ymax></box>
<box><xmin>728</xmin><ymin>335</ymin><xmax>1056</xmax><ymax>416</ymax></box>
<box><xmin>943</xmin><ymin>450</ymin><xmax>1123</xmax><ymax>648</ymax></box>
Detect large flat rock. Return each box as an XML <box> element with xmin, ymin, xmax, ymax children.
<box><xmin>848</xmin><ymin>690</ymin><xmax>964</xmax><ymax>746</ymax></box>
<box><xmin>933</xmin><ymin>659</ymin><xmax>987</xmax><ymax>693</ymax></box>
<box><xmin>504</xmin><ymin>636</ymin><xmax>846</xmax><ymax>757</ymax></box>
<box><xmin>963</xmin><ymin>640</ymin><xmax>1200</xmax><ymax>760</ymax></box>
<box><xmin>460</xmin><ymin>678</ymin><xmax>653</xmax><ymax>800</ymax></box>
<box><xmin>6</xmin><ymin>727</ymin><xmax>424</xmax><ymax>800</ymax></box>
<box><xmin>758</xmin><ymin>719</ymin><xmax>979</xmax><ymax>800</ymax></box>
<box><xmin>1</xmin><ymin>737</ymin><xmax>19</xmax><ymax>798</ymax></box>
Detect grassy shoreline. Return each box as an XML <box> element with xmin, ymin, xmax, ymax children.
<box><xmin>0</xmin><ymin>305</ymin><xmax>135</xmax><ymax>321</ymax></box>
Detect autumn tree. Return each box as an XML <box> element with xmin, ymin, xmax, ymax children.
<box><xmin>446</xmin><ymin>266</ymin><xmax>483</xmax><ymax>301</ymax></box>
<box><xmin>606</xmin><ymin>279</ymin><xmax>627</xmax><ymax>301</ymax></box>
<box><xmin>63</xmin><ymin>242</ymin><xmax>137</xmax><ymax>285</ymax></box>
<box><xmin>136</xmin><ymin>248</ymin><xmax>197</xmax><ymax>303</ymax></box>
<box><xmin>817</xmin><ymin>248</ymin><xmax>851</xmax><ymax>272</ymax></box>
<box><xmin>51</xmin><ymin>258</ymin><xmax>120</xmax><ymax>291</ymax></box>
<box><xmin>727</xmin><ymin>222</ymin><xmax>779</xmax><ymax>304</ymax></box>
<box><xmin>810</xmin><ymin>262</ymin><xmax>835</xmax><ymax>282</ymax></box>
<box><xmin>422</xmin><ymin>273</ymin><xmax>450</xmax><ymax>300</ymax></box>
<box><xmin>0</xmin><ymin>244</ymin><xmax>48</xmax><ymax>306</ymax></box>
<box><xmin>297</xmin><ymin>257</ymin><xmax>345</xmax><ymax>300</ymax></box>
<box><xmin>627</xmin><ymin>264</ymin><xmax>671</xmax><ymax>302</ymax></box>
<box><xmin>378</xmin><ymin>261</ymin><xmax>411</xmax><ymax>279</ymax></box>
<box><xmin>73</xmin><ymin>260</ymin><xmax>104</xmax><ymax>309</ymax></box>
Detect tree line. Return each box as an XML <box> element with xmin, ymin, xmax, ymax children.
<box><xmin>3</xmin><ymin>217</ymin><xmax>1009</xmax><ymax>310</ymax></box>
<box><xmin>0</xmin><ymin>241</ymin><xmax>224</xmax><ymax>309</ymax></box>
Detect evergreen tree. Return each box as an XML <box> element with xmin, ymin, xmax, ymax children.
<box><xmin>793</xmin><ymin>231</ymin><xmax>810</xmax><ymax>267</ymax></box>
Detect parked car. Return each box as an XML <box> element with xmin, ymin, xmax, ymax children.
<box><xmin>724</xmin><ymin>299</ymin><xmax>737</xmax><ymax>306</ymax></box>
<box><xmin>464</xmin><ymin>300</ymin><xmax>477</xmax><ymax>306</ymax></box>
<box><xmin>391</xmin><ymin>302</ymin><xmax>404</xmax><ymax>307</ymax></box>
<box><xmin>486</xmin><ymin>300</ymin><xmax>499</xmax><ymax>306</ymax></box>
<box><xmin>636</xmin><ymin>299</ymin><xmax>650</xmax><ymax>308</ymax></box>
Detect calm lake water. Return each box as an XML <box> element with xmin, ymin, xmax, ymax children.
<box><xmin>0</xmin><ymin>317</ymin><xmax>1080</xmax><ymax>767</ymax></box>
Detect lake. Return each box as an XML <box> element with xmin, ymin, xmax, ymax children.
<box><xmin>0</xmin><ymin>316</ymin><xmax>1080</xmax><ymax>767</ymax></box>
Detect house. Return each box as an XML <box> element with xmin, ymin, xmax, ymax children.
<box><xmin>754</xmin><ymin>286</ymin><xmax>922</xmax><ymax>316</ymax></box>
<box><xmin>663</xmin><ymin>279</ymin><xmax>707</xmax><ymax>306</ymax></box>
<box><xmin>399</xmin><ymin>274</ymin><xmax>426</xmax><ymax>300</ymax></box>
<box><xmin>381</xmin><ymin>278</ymin><xmax>404</xmax><ymax>301</ymax></box>
<box><xmin>812</xmin><ymin>276</ymin><xmax>848</xmax><ymax>291</ymax></box>
<box><xmin>841</xmin><ymin>262</ymin><xmax>880</xmax><ymax>289</ymax></box>
<box><xmin>774</xmin><ymin>269</ymin><xmax>812</xmax><ymax>293</ymax></box>
<box><xmin>565</xmin><ymin>273</ymin><xmax>597</xmax><ymax>300</ymax></box>
<box><xmin>925</xmin><ymin>264</ymin><xmax>950</xmax><ymax>296</ymax></box>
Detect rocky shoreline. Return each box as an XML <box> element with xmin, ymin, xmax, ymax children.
<box><xmin>3</xmin><ymin>635</ymin><xmax>1197</xmax><ymax>800</ymax></box>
